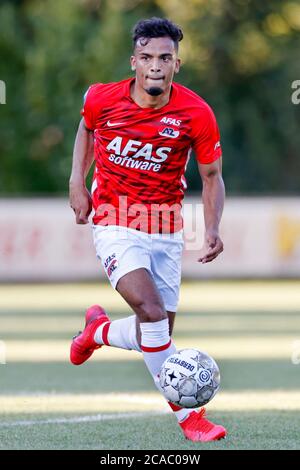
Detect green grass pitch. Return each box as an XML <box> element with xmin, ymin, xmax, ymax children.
<box><xmin>0</xmin><ymin>281</ymin><xmax>299</xmax><ymax>450</ymax></box>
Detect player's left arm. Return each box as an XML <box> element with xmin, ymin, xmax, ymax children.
<box><xmin>197</xmin><ymin>157</ymin><xmax>225</xmax><ymax>263</ymax></box>
<box><xmin>69</xmin><ymin>118</ymin><xmax>94</xmax><ymax>225</ymax></box>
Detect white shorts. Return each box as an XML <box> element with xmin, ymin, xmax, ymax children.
<box><xmin>92</xmin><ymin>225</ymin><xmax>184</xmax><ymax>312</ymax></box>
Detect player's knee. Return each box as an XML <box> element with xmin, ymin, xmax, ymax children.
<box><xmin>138</xmin><ymin>301</ymin><xmax>167</xmax><ymax>323</ymax></box>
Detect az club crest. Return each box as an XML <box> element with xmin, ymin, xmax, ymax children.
<box><xmin>159</xmin><ymin>127</ymin><xmax>180</xmax><ymax>138</ymax></box>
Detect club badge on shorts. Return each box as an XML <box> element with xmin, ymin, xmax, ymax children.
<box><xmin>104</xmin><ymin>253</ymin><xmax>118</xmax><ymax>278</ymax></box>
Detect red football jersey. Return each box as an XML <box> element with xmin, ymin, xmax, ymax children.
<box><xmin>81</xmin><ymin>78</ymin><xmax>222</xmax><ymax>233</ymax></box>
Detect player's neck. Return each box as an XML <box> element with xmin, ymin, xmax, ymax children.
<box><xmin>130</xmin><ymin>80</ymin><xmax>172</xmax><ymax>109</ymax></box>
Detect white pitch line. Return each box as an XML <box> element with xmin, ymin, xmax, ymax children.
<box><xmin>0</xmin><ymin>410</ymin><xmax>168</xmax><ymax>428</ymax></box>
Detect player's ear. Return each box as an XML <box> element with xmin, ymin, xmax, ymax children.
<box><xmin>174</xmin><ymin>58</ymin><xmax>181</xmax><ymax>74</ymax></box>
<box><xmin>130</xmin><ymin>56</ymin><xmax>136</xmax><ymax>72</ymax></box>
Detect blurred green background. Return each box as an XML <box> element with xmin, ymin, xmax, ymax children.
<box><xmin>0</xmin><ymin>0</ymin><xmax>300</xmax><ymax>195</ymax></box>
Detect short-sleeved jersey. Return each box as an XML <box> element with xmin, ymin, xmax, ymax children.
<box><xmin>81</xmin><ymin>78</ymin><xmax>222</xmax><ymax>233</ymax></box>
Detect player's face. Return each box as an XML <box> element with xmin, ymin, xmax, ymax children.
<box><xmin>131</xmin><ymin>37</ymin><xmax>181</xmax><ymax>96</ymax></box>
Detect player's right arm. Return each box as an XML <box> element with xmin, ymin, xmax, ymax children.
<box><xmin>69</xmin><ymin>118</ymin><xmax>94</xmax><ymax>224</ymax></box>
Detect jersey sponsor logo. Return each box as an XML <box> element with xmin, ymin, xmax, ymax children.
<box><xmin>106</xmin><ymin>136</ymin><xmax>171</xmax><ymax>164</ymax></box>
<box><xmin>108</xmin><ymin>155</ymin><xmax>162</xmax><ymax>172</ymax></box>
<box><xmin>160</xmin><ymin>116</ymin><xmax>181</xmax><ymax>127</ymax></box>
<box><xmin>107</xmin><ymin>120</ymin><xmax>126</xmax><ymax>127</ymax></box>
<box><xmin>159</xmin><ymin>127</ymin><xmax>180</xmax><ymax>138</ymax></box>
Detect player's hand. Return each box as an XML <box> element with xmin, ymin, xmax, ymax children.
<box><xmin>198</xmin><ymin>230</ymin><xmax>223</xmax><ymax>264</ymax></box>
<box><xmin>69</xmin><ymin>182</ymin><xmax>92</xmax><ymax>224</ymax></box>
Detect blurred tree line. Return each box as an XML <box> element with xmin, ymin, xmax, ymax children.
<box><xmin>0</xmin><ymin>0</ymin><xmax>299</xmax><ymax>195</ymax></box>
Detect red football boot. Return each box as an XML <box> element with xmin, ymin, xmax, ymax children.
<box><xmin>70</xmin><ymin>305</ymin><xmax>110</xmax><ymax>365</ymax></box>
<box><xmin>180</xmin><ymin>408</ymin><xmax>227</xmax><ymax>442</ymax></box>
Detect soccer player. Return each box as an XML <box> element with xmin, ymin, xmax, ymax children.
<box><xmin>69</xmin><ymin>17</ymin><xmax>226</xmax><ymax>442</ymax></box>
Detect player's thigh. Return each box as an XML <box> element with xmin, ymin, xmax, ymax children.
<box><xmin>93</xmin><ymin>225</ymin><xmax>151</xmax><ymax>289</ymax></box>
<box><xmin>116</xmin><ymin>267</ymin><xmax>167</xmax><ymax>323</ymax></box>
<box><xmin>151</xmin><ymin>236</ymin><xmax>184</xmax><ymax>313</ymax></box>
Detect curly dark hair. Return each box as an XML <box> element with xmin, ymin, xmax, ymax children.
<box><xmin>132</xmin><ymin>17</ymin><xmax>183</xmax><ymax>50</ymax></box>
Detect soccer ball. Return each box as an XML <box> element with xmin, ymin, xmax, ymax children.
<box><xmin>159</xmin><ymin>349</ymin><xmax>220</xmax><ymax>408</ymax></box>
